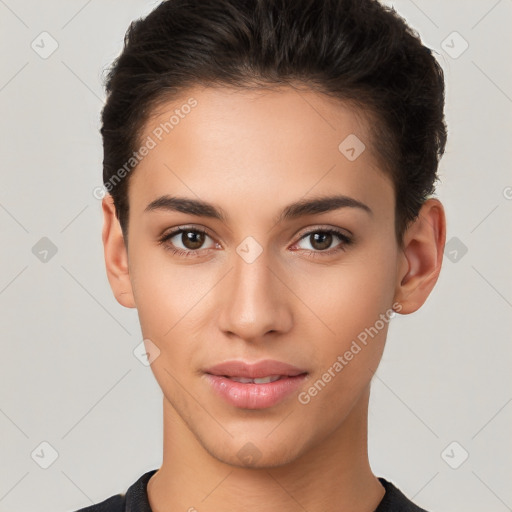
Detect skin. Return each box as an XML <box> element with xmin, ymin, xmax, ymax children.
<box><xmin>102</xmin><ymin>84</ymin><xmax>446</xmax><ymax>512</ymax></box>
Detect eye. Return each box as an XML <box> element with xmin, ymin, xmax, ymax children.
<box><xmin>292</xmin><ymin>227</ymin><xmax>353</xmax><ymax>256</ymax></box>
<box><xmin>158</xmin><ymin>226</ymin><xmax>218</xmax><ymax>257</ymax></box>
<box><xmin>158</xmin><ymin>225</ymin><xmax>353</xmax><ymax>259</ymax></box>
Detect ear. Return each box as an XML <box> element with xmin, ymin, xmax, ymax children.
<box><xmin>393</xmin><ymin>198</ymin><xmax>446</xmax><ymax>314</ymax></box>
<box><xmin>102</xmin><ymin>194</ymin><xmax>136</xmax><ymax>309</ymax></box>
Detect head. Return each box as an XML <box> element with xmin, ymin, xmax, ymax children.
<box><xmin>101</xmin><ymin>0</ymin><xmax>446</xmax><ymax>468</ymax></box>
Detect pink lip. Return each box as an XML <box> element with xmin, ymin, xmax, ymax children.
<box><xmin>204</xmin><ymin>374</ymin><xmax>308</xmax><ymax>409</ymax></box>
<box><xmin>203</xmin><ymin>359</ymin><xmax>308</xmax><ymax>409</ymax></box>
<box><xmin>204</xmin><ymin>359</ymin><xmax>307</xmax><ymax>379</ymax></box>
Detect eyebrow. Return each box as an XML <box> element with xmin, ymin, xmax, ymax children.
<box><xmin>144</xmin><ymin>194</ymin><xmax>373</xmax><ymax>223</ymax></box>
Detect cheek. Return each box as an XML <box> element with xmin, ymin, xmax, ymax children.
<box><xmin>299</xmin><ymin>241</ymin><xmax>397</xmax><ymax>336</ymax></box>
<box><xmin>128</xmin><ymin>253</ymin><xmax>207</xmax><ymax>394</ymax></box>
<box><xmin>294</xmin><ymin>236</ymin><xmax>398</xmax><ymax>398</ymax></box>
<box><xmin>298</xmin><ymin>273</ymin><xmax>394</xmax><ymax>416</ymax></box>
<box><xmin>127</xmin><ymin>248</ymin><xmax>222</xmax><ymax>389</ymax></box>
<box><xmin>128</xmin><ymin>243</ymin><xmax>210</xmax><ymax>335</ymax></box>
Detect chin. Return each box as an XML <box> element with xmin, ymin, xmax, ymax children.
<box><xmin>203</xmin><ymin>434</ymin><xmax>310</xmax><ymax>470</ymax></box>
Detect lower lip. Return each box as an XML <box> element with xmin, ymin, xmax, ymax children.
<box><xmin>204</xmin><ymin>373</ymin><xmax>308</xmax><ymax>409</ymax></box>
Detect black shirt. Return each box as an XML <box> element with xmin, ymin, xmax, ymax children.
<box><xmin>72</xmin><ymin>469</ymin><xmax>428</xmax><ymax>511</ymax></box>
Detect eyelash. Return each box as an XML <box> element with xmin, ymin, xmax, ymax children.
<box><xmin>157</xmin><ymin>226</ymin><xmax>353</xmax><ymax>259</ymax></box>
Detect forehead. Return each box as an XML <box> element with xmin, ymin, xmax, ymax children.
<box><xmin>128</xmin><ymin>85</ymin><xmax>394</xmax><ymax>222</ymax></box>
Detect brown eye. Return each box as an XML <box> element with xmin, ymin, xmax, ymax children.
<box><xmin>180</xmin><ymin>230</ymin><xmax>206</xmax><ymax>250</ymax></box>
<box><xmin>309</xmin><ymin>232</ymin><xmax>333</xmax><ymax>251</ymax></box>
<box><xmin>159</xmin><ymin>227</ymin><xmax>217</xmax><ymax>257</ymax></box>
<box><xmin>294</xmin><ymin>228</ymin><xmax>353</xmax><ymax>256</ymax></box>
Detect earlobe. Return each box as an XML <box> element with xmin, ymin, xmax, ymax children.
<box><xmin>101</xmin><ymin>195</ymin><xmax>136</xmax><ymax>309</ymax></box>
<box><xmin>393</xmin><ymin>198</ymin><xmax>446</xmax><ymax>314</ymax></box>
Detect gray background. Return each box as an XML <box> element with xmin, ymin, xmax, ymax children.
<box><xmin>0</xmin><ymin>1</ymin><xmax>511</xmax><ymax>511</ymax></box>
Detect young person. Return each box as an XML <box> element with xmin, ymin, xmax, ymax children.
<box><xmin>76</xmin><ymin>0</ymin><xmax>447</xmax><ymax>510</ymax></box>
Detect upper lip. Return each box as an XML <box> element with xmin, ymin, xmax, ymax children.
<box><xmin>204</xmin><ymin>359</ymin><xmax>308</xmax><ymax>379</ymax></box>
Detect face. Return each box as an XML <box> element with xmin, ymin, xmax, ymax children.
<box><xmin>117</xmin><ymin>85</ymin><xmax>403</xmax><ymax>467</ymax></box>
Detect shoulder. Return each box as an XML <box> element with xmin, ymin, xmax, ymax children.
<box><xmin>70</xmin><ymin>469</ymin><xmax>158</xmax><ymax>512</ymax></box>
<box><xmin>71</xmin><ymin>494</ymin><xmax>125</xmax><ymax>512</ymax></box>
<box><xmin>375</xmin><ymin>478</ymin><xmax>431</xmax><ymax>512</ymax></box>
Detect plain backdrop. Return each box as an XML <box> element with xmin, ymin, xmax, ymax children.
<box><xmin>0</xmin><ymin>1</ymin><xmax>511</xmax><ymax>511</ymax></box>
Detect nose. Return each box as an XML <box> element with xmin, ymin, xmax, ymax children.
<box><xmin>217</xmin><ymin>248</ymin><xmax>293</xmax><ymax>343</ymax></box>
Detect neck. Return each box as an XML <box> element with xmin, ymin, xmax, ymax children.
<box><xmin>147</xmin><ymin>385</ymin><xmax>384</xmax><ymax>512</ymax></box>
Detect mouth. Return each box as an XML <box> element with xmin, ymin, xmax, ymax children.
<box><xmin>204</xmin><ymin>358</ymin><xmax>308</xmax><ymax>379</ymax></box>
<box><xmin>221</xmin><ymin>375</ymin><xmax>298</xmax><ymax>384</ymax></box>
<box><xmin>203</xmin><ymin>359</ymin><xmax>309</xmax><ymax>409</ymax></box>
